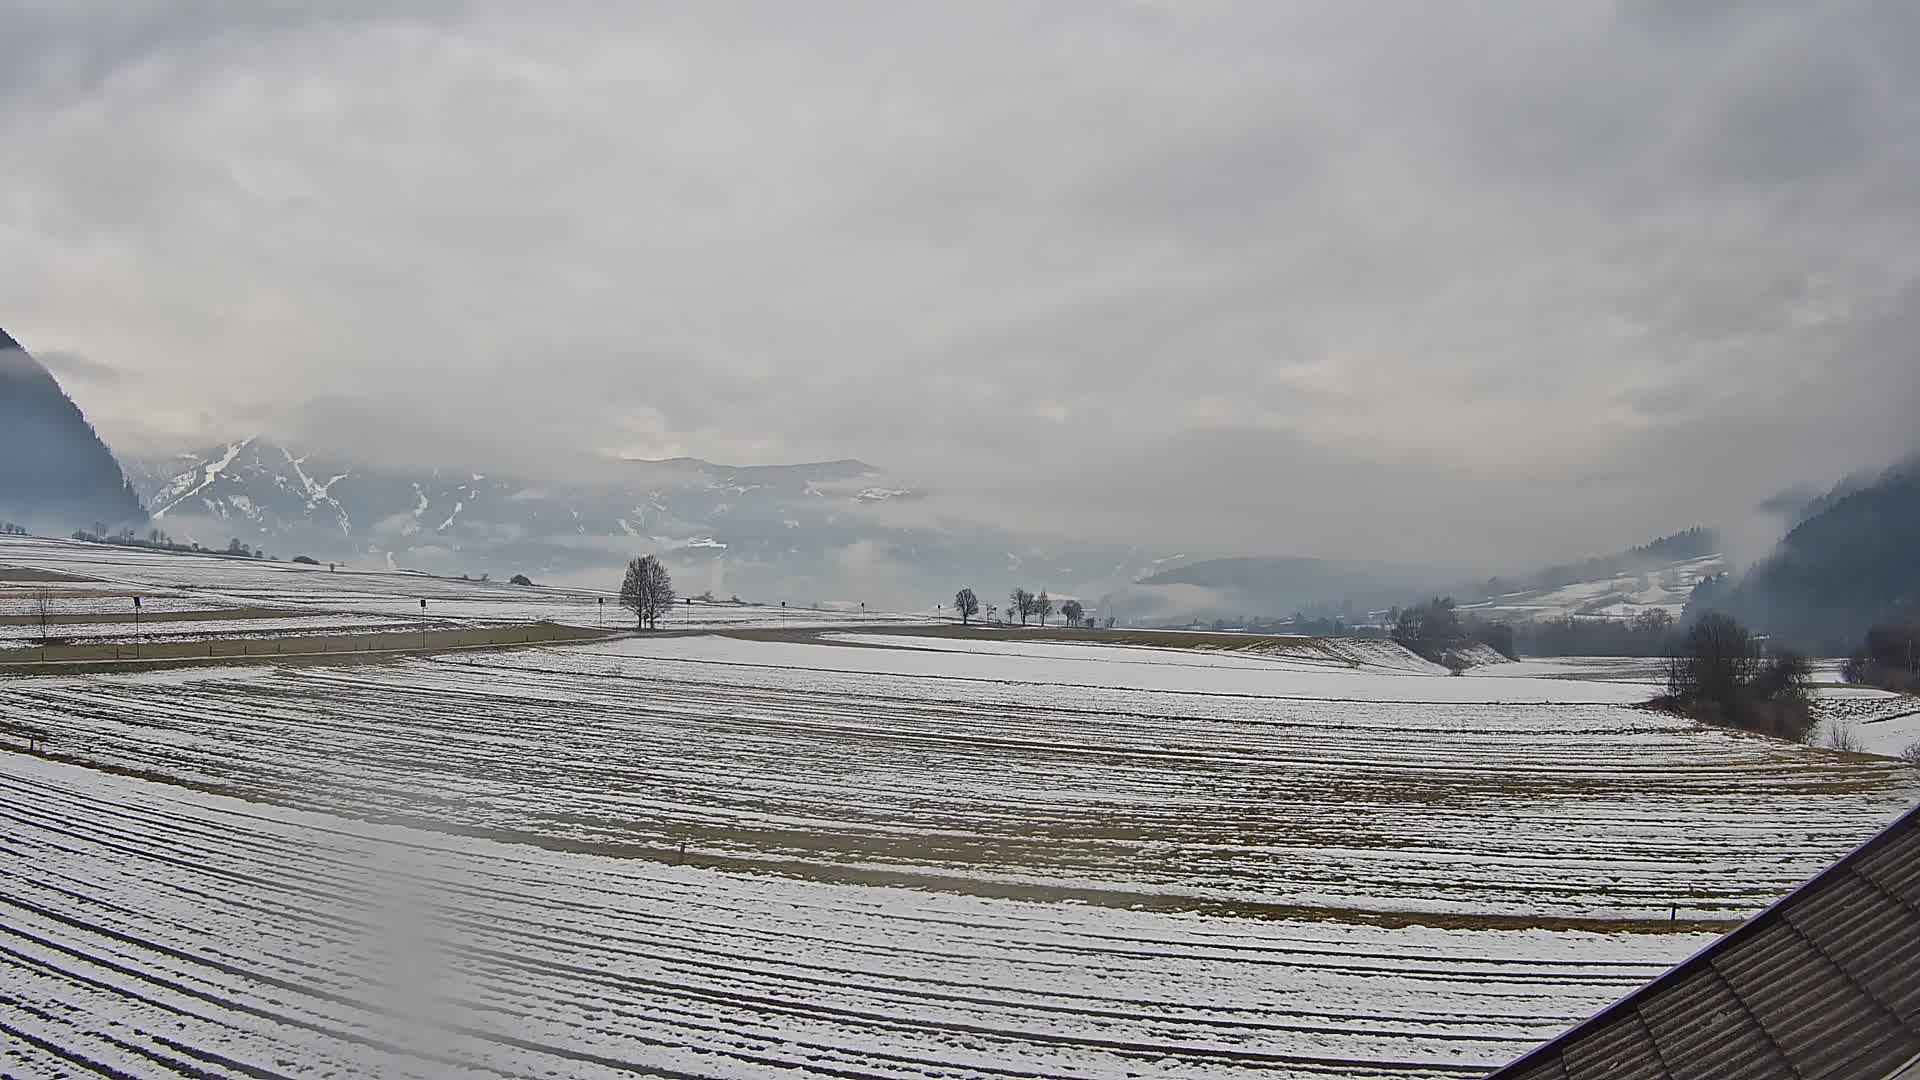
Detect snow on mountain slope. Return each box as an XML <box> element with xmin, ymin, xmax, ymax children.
<box><xmin>127</xmin><ymin>442</ymin><xmax>906</xmax><ymax>555</ymax></box>
<box><xmin>122</xmin><ymin>440</ymin><xmax>1054</xmax><ymax>601</ymax></box>
<box><xmin>1458</xmin><ymin>554</ymin><xmax>1724</xmax><ymax>622</ymax></box>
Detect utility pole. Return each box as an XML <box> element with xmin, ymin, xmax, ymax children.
<box><xmin>419</xmin><ymin>598</ymin><xmax>427</xmax><ymax>650</ymax></box>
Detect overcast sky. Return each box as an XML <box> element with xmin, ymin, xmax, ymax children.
<box><xmin>4</xmin><ymin>1</ymin><xmax>1917</xmax><ymax>565</ymax></box>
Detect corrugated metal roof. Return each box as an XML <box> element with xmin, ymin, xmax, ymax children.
<box><xmin>1489</xmin><ymin>803</ymin><xmax>1920</xmax><ymax>1080</ymax></box>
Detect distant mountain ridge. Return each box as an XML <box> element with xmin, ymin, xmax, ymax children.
<box><xmin>1692</xmin><ymin>458</ymin><xmax>1920</xmax><ymax>648</ymax></box>
<box><xmin>1136</xmin><ymin>528</ymin><xmax>1724</xmax><ymax>623</ymax></box>
<box><xmin>1135</xmin><ymin>556</ymin><xmax>1436</xmax><ymax>617</ymax></box>
<box><xmin>123</xmin><ymin>438</ymin><xmax>1156</xmax><ymax>605</ymax></box>
<box><xmin>128</xmin><ymin>438</ymin><xmax>911</xmax><ymax>559</ymax></box>
<box><xmin>0</xmin><ymin>328</ymin><xmax>146</xmax><ymax>531</ymax></box>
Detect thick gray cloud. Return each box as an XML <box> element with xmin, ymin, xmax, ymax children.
<box><xmin>3</xmin><ymin>0</ymin><xmax>1916</xmax><ymax>566</ymax></box>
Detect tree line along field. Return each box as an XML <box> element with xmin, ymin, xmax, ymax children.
<box><xmin>2</xmin><ymin>536</ymin><xmax>1918</xmax><ymax>1077</ymax></box>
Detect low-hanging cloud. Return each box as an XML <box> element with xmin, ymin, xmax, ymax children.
<box><xmin>3</xmin><ymin>1</ymin><xmax>1917</xmax><ymax>568</ymax></box>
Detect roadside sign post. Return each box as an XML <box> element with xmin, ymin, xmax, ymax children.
<box><xmin>598</xmin><ymin>596</ymin><xmax>604</xmax><ymax>628</ymax></box>
<box><xmin>133</xmin><ymin>595</ymin><xmax>141</xmax><ymax>659</ymax></box>
<box><xmin>420</xmin><ymin>598</ymin><xmax>427</xmax><ymax>650</ymax></box>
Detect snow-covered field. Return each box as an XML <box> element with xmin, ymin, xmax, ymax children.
<box><xmin>7</xmin><ymin>633</ymin><xmax>1914</xmax><ymax>924</ymax></box>
<box><xmin>1813</xmin><ymin>693</ymin><xmax>1920</xmax><ymax>758</ymax></box>
<box><xmin>0</xmin><ymin>753</ymin><xmax>1709</xmax><ymax>1079</ymax></box>
<box><xmin>3</xmin><ymin>535</ymin><xmax>1918</xmax><ymax>1077</ymax></box>
<box><xmin>0</xmin><ymin>534</ymin><xmax>923</xmax><ymax>631</ymax></box>
<box><xmin>0</xmin><ymin>589</ymin><xmax>238</xmax><ymax>617</ymax></box>
<box><xmin>1491</xmin><ymin>657</ymin><xmax>1920</xmax><ymax>759</ymax></box>
<box><xmin>789</xmin><ymin>632</ymin><xmax>1635</xmax><ymax>703</ymax></box>
<box><xmin>0</xmin><ymin>612</ymin><xmax>420</xmax><ymax>648</ymax></box>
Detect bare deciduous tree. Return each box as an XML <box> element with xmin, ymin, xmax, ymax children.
<box><xmin>33</xmin><ymin>588</ymin><xmax>51</xmax><ymax>656</ymax></box>
<box><xmin>1824</xmin><ymin>722</ymin><xmax>1864</xmax><ymax>753</ymax></box>
<box><xmin>953</xmin><ymin>587</ymin><xmax>979</xmax><ymax>625</ymax></box>
<box><xmin>620</xmin><ymin>555</ymin><xmax>675</xmax><ymax>630</ymax></box>
<box><xmin>1666</xmin><ymin>612</ymin><xmax>1760</xmax><ymax>709</ymax></box>
<box><xmin>1662</xmin><ymin>612</ymin><xmax>1812</xmax><ymax>741</ymax></box>
<box><xmin>1033</xmin><ymin>590</ymin><xmax>1053</xmax><ymax>627</ymax></box>
<box><xmin>1009</xmin><ymin>587</ymin><xmax>1034</xmax><ymax>626</ymax></box>
<box><xmin>1060</xmin><ymin>599</ymin><xmax>1084</xmax><ymax>626</ymax></box>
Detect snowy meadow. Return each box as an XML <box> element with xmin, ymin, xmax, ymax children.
<box><xmin>2</xmin><ymin>536</ymin><xmax>1917</xmax><ymax>1078</ymax></box>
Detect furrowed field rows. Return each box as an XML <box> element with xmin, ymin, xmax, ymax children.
<box><xmin>0</xmin><ymin>613</ymin><xmax>424</xmax><ymax>646</ymax></box>
<box><xmin>0</xmin><ymin>536</ymin><xmax>923</xmax><ymax>629</ymax></box>
<box><xmin>591</xmin><ymin>632</ymin><xmax>1657</xmax><ymax>705</ymax></box>
<box><xmin>0</xmin><ymin>754</ymin><xmax>1705</xmax><ymax>1079</ymax></box>
<box><xmin>0</xmin><ymin>592</ymin><xmax>236</xmax><ymax>617</ymax></box>
<box><xmin>9</xmin><ymin>636</ymin><xmax>1915</xmax><ymax>920</ymax></box>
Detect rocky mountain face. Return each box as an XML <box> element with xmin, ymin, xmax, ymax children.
<box><xmin>0</xmin><ymin>328</ymin><xmax>146</xmax><ymax>532</ymax></box>
<box><xmin>124</xmin><ymin>438</ymin><xmax>1152</xmax><ymax>606</ymax></box>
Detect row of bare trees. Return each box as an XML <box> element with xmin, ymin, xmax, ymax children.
<box><xmin>950</xmin><ymin>586</ymin><xmax>1085</xmax><ymax>627</ymax></box>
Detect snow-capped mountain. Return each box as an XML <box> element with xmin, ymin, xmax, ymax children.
<box><xmin>121</xmin><ymin>439</ymin><xmax>1145</xmax><ymax>606</ymax></box>
<box><xmin>128</xmin><ymin>439</ymin><xmax>904</xmax><ymax>549</ymax></box>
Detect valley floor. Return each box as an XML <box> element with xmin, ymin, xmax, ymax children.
<box><xmin>2</xmin><ymin>535</ymin><xmax>1917</xmax><ymax>1077</ymax></box>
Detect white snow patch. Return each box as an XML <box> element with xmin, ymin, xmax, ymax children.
<box><xmin>153</xmin><ymin>438</ymin><xmax>253</xmax><ymax>517</ymax></box>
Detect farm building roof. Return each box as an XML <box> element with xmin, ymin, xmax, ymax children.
<box><xmin>1488</xmin><ymin>801</ymin><xmax>1920</xmax><ymax>1080</ymax></box>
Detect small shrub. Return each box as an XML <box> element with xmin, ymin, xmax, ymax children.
<box><xmin>291</xmin><ymin>555</ymin><xmax>320</xmax><ymax>565</ymax></box>
<box><xmin>1823</xmin><ymin>723</ymin><xmax>1864</xmax><ymax>753</ymax></box>
<box><xmin>510</xmin><ymin>574</ymin><xmax>534</xmax><ymax>586</ymax></box>
<box><xmin>1899</xmin><ymin>742</ymin><xmax>1920</xmax><ymax>765</ymax></box>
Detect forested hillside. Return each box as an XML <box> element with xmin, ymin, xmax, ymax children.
<box><xmin>1690</xmin><ymin>460</ymin><xmax>1919</xmax><ymax>650</ymax></box>
<box><xmin>0</xmin><ymin>328</ymin><xmax>145</xmax><ymax>531</ymax></box>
